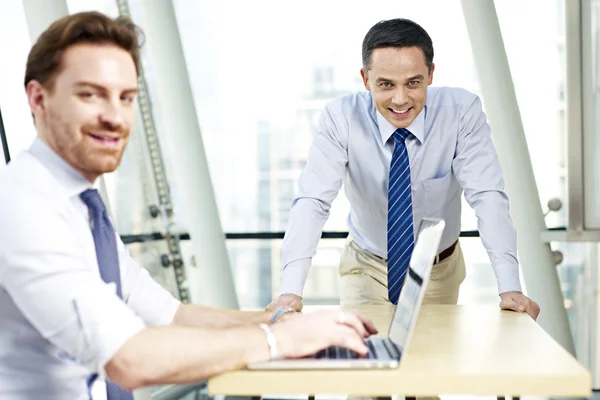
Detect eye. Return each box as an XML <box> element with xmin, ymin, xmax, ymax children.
<box><xmin>380</xmin><ymin>82</ymin><xmax>393</xmax><ymax>88</ymax></box>
<box><xmin>78</xmin><ymin>91</ymin><xmax>96</xmax><ymax>99</ymax></box>
<box><xmin>408</xmin><ymin>80</ymin><xmax>420</xmax><ymax>87</ymax></box>
<box><xmin>121</xmin><ymin>94</ymin><xmax>136</xmax><ymax>104</ymax></box>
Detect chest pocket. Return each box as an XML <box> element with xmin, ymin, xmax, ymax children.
<box><xmin>422</xmin><ymin>170</ymin><xmax>453</xmax><ymax>217</ymax></box>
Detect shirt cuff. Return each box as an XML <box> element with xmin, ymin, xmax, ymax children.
<box><xmin>126</xmin><ymin>266</ymin><xmax>182</xmax><ymax>326</ymax></box>
<box><xmin>71</xmin><ymin>285</ymin><xmax>146</xmax><ymax>374</ymax></box>
<box><xmin>160</xmin><ymin>297</ymin><xmax>182</xmax><ymax>326</ymax></box>
<box><xmin>280</xmin><ymin>259</ymin><xmax>311</xmax><ymax>297</ymax></box>
<box><xmin>492</xmin><ymin>263</ymin><xmax>523</xmax><ymax>294</ymax></box>
<box><xmin>96</xmin><ymin>315</ymin><xmax>145</xmax><ymax>375</ymax></box>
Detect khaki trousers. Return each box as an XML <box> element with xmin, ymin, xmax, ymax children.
<box><xmin>340</xmin><ymin>237</ymin><xmax>466</xmax><ymax>400</ymax></box>
<box><xmin>340</xmin><ymin>238</ymin><xmax>466</xmax><ymax>307</ymax></box>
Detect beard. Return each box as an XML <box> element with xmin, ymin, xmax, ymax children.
<box><xmin>43</xmin><ymin>112</ymin><xmax>130</xmax><ymax>181</ymax></box>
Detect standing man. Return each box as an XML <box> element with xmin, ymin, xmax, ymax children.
<box><xmin>0</xmin><ymin>11</ymin><xmax>377</xmax><ymax>399</ymax></box>
<box><xmin>267</xmin><ymin>18</ymin><xmax>540</xmax><ymax>320</ymax></box>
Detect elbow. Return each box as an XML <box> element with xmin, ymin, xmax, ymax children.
<box><xmin>105</xmin><ymin>348</ymin><xmax>149</xmax><ymax>390</ymax></box>
<box><xmin>170</xmin><ymin>303</ymin><xmax>189</xmax><ymax>326</ymax></box>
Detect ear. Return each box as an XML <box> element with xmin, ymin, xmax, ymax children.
<box><xmin>360</xmin><ymin>68</ymin><xmax>371</xmax><ymax>91</ymax></box>
<box><xmin>428</xmin><ymin>64</ymin><xmax>435</xmax><ymax>86</ymax></box>
<box><xmin>26</xmin><ymin>80</ymin><xmax>48</xmax><ymax>121</ymax></box>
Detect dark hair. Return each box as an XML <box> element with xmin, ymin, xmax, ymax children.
<box><xmin>24</xmin><ymin>11</ymin><xmax>143</xmax><ymax>89</ymax></box>
<box><xmin>362</xmin><ymin>18</ymin><xmax>434</xmax><ymax>72</ymax></box>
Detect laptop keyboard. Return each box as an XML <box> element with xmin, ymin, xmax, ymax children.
<box><xmin>313</xmin><ymin>339</ymin><xmax>397</xmax><ymax>360</ymax></box>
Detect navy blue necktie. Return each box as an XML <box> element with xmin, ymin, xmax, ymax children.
<box><xmin>80</xmin><ymin>189</ymin><xmax>133</xmax><ymax>400</ymax></box>
<box><xmin>387</xmin><ymin>128</ymin><xmax>415</xmax><ymax>305</ymax></box>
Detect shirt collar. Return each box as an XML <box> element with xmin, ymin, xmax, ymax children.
<box><xmin>373</xmin><ymin>95</ymin><xmax>426</xmax><ymax>144</ymax></box>
<box><xmin>28</xmin><ymin>137</ymin><xmax>93</xmax><ymax>197</ymax></box>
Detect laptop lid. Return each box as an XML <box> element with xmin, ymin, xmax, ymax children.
<box><xmin>387</xmin><ymin>218</ymin><xmax>445</xmax><ymax>353</ymax></box>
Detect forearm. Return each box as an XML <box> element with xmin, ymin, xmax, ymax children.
<box><xmin>455</xmin><ymin>94</ymin><xmax>522</xmax><ymax>294</ymax></box>
<box><xmin>106</xmin><ymin>325</ymin><xmax>270</xmax><ymax>389</ymax></box>
<box><xmin>280</xmin><ymin>106</ymin><xmax>347</xmax><ymax>294</ymax></box>
<box><xmin>172</xmin><ymin>304</ymin><xmax>272</xmax><ymax>328</ymax></box>
<box><xmin>471</xmin><ymin>190</ymin><xmax>521</xmax><ymax>293</ymax></box>
<box><xmin>281</xmin><ymin>198</ymin><xmax>330</xmax><ymax>295</ymax></box>
<box><xmin>280</xmin><ymin>259</ymin><xmax>311</xmax><ymax>296</ymax></box>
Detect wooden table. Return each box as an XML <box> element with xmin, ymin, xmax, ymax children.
<box><xmin>208</xmin><ymin>304</ymin><xmax>591</xmax><ymax>397</ymax></box>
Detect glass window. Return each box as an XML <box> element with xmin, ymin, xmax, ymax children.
<box><xmin>167</xmin><ymin>0</ymin><xmax>566</xmax><ymax>308</ymax></box>
<box><xmin>173</xmin><ymin>0</ymin><xmax>480</xmax><ymax>235</ymax></box>
<box><xmin>496</xmin><ymin>0</ymin><xmax>566</xmax><ymax>230</ymax></box>
<box><xmin>3</xmin><ymin>0</ymin><xmax>591</xmax><ymax>366</ymax></box>
<box><xmin>51</xmin><ymin>1</ymin><xmax>573</xmax><ymax>318</ymax></box>
<box><xmin>0</xmin><ymin>1</ymin><xmax>36</xmax><ymax>157</ymax></box>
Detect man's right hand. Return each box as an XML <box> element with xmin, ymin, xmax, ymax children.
<box><xmin>270</xmin><ymin>309</ymin><xmax>378</xmax><ymax>358</ymax></box>
<box><xmin>266</xmin><ymin>293</ymin><xmax>303</xmax><ymax>312</ymax></box>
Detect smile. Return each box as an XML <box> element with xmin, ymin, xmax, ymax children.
<box><xmin>389</xmin><ymin>107</ymin><xmax>412</xmax><ymax>116</ymax></box>
<box><xmin>87</xmin><ymin>132</ymin><xmax>122</xmax><ymax>147</ymax></box>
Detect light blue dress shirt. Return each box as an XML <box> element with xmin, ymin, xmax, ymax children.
<box><xmin>281</xmin><ymin>87</ymin><xmax>521</xmax><ymax>297</ymax></box>
<box><xmin>0</xmin><ymin>138</ymin><xmax>180</xmax><ymax>399</ymax></box>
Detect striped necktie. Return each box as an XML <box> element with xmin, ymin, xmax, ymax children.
<box><xmin>387</xmin><ymin>128</ymin><xmax>415</xmax><ymax>305</ymax></box>
<box><xmin>80</xmin><ymin>189</ymin><xmax>133</xmax><ymax>400</ymax></box>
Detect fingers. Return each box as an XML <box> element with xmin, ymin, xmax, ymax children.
<box><xmin>277</xmin><ymin>312</ymin><xmax>368</xmax><ymax>358</ymax></box>
<box><xmin>289</xmin><ymin>297</ymin><xmax>303</xmax><ymax>312</ymax></box>
<box><xmin>528</xmin><ymin>304</ymin><xmax>540</xmax><ymax>320</ymax></box>
<box><xmin>523</xmin><ymin>300</ymin><xmax>540</xmax><ymax>320</ymax></box>
<box><xmin>336</xmin><ymin>310</ymin><xmax>380</xmax><ymax>337</ymax></box>
<box><xmin>512</xmin><ymin>294</ymin><xmax>540</xmax><ymax>320</ymax></box>
<box><xmin>499</xmin><ymin>296</ymin><xmax>522</xmax><ymax>312</ymax></box>
<box><xmin>350</xmin><ymin>310</ymin><xmax>378</xmax><ymax>335</ymax></box>
<box><xmin>337</xmin><ymin>311</ymin><xmax>368</xmax><ymax>338</ymax></box>
<box><xmin>265</xmin><ymin>294</ymin><xmax>304</xmax><ymax>312</ymax></box>
<box><xmin>500</xmin><ymin>294</ymin><xmax>541</xmax><ymax>320</ymax></box>
<box><xmin>334</xmin><ymin>324</ymin><xmax>369</xmax><ymax>355</ymax></box>
<box><xmin>265</xmin><ymin>300</ymin><xmax>284</xmax><ymax>312</ymax></box>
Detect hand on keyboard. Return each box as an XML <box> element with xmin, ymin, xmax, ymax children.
<box><xmin>314</xmin><ymin>343</ymin><xmax>370</xmax><ymax>360</ymax></box>
<box><xmin>269</xmin><ymin>309</ymin><xmax>378</xmax><ymax>359</ymax></box>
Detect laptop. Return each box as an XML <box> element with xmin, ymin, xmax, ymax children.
<box><xmin>249</xmin><ymin>217</ymin><xmax>446</xmax><ymax>370</ymax></box>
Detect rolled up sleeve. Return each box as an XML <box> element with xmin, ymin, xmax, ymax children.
<box><xmin>118</xmin><ymin>237</ymin><xmax>181</xmax><ymax>326</ymax></box>
<box><xmin>0</xmin><ymin>199</ymin><xmax>146</xmax><ymax>374</ymax></box>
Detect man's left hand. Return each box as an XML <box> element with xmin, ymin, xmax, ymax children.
<box><xmin>499</xmin><ymin>291</ymin><xmax>540</xmax><ymax>320</ymax></box>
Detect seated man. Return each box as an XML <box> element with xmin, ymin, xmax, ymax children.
<box><xmin>0</xmin><ymin>11</ymin><xmax>376</xmax><ymax>399</ymax></box>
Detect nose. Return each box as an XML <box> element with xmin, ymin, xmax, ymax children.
<box><xmin>99</xmin><ymin>102</ymin><xmax>126</xmax><ymax>131</ymax></box>
<box><xmin>391</xmin><ymin>86</ymin><xmax>408</xmax><ymax>106</ymax></box>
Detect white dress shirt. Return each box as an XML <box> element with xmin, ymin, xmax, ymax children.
<box><xmin>0</xmin><ymin>138</ymin><xmax>181</xmax><ymax>399</ymax></box>
<box><xmin>281</xmin><ymin>87</ymin><xmax>522</xmax><ymax>297</ymax></box>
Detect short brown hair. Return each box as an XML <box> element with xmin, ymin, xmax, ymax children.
<box><xmin>24</xmin><ymin>11</ymin><xmax>143</xmax><ymax>89</ymax></box>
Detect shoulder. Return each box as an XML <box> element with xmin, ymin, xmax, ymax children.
<box><xmin>321</xmin><ymin>92</ymin><xmax>374</xmax><ymax>135</ymax></box>
<box><xmin>0</xmin><ymin>151</ymin><xmax>61</xmax><ymax>203</ymax></box>
<box><xmin>324</xmin><ymin>91</ymin><xmax>372</xmax><ymax>116</ymax></box>
<box><xmin>0</xmin><ymin>152</ymin><xmax>71</xmax><ymax>241</ymax></box>
<box><xmin>426</xmin><ymin>86</ymin><xmax>480</xmax><ymax>109</ymax></box>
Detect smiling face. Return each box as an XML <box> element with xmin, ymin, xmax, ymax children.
<box><xmin>26</xmin><ymin>42</ymin><xmax>138</xmax><ymax>182</ymax></box>
<box><xmin>361</xmin><ymin>46</ymin><xmax>434</xmax><ymax>129</ymax></box>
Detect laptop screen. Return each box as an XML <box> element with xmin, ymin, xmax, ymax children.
<box><xmin>387</xmin><ymin>218</ymin><xmax>445</xmax><ymax>351</ymax></box>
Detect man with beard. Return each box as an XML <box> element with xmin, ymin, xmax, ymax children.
<box><xmin>0</xmin><ymin>11</ymin><xmax>376</xmax><ymax>400</ymax></box>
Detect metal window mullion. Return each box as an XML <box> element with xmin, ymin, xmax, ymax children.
<box><xmin>116</xmin><ymin>0</ymin><xmax>189</xmax><ymax>304</ymax></box>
